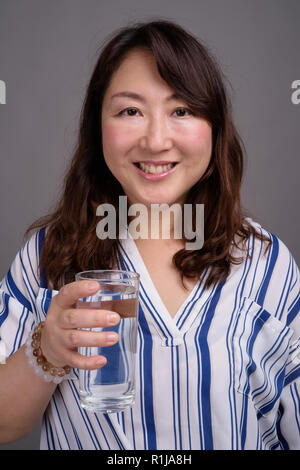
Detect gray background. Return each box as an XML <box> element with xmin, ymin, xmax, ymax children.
<box><xmin>0</xmin><ymin>0</ymin><xmax>299</xmax><ymax>450</ymax></box>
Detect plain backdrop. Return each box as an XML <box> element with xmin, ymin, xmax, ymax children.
<box><xmin>0</xmin><ymin>0</ymin><xmax>299</xmax><ymax>450</ymax></box>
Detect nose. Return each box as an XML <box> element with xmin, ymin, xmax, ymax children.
<box><xmin>139</xmin><ymin>115</ymin><xmax>173</xmax><ymax>153</ymax></box>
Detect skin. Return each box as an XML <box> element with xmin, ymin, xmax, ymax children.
<box><xmin>101</xmin><ymin>47</ymin><xmax>212</xmax><ymax>208</ymax></box>
<box><xmin>40</xmin><ymin>281</ymin><xmax>120</xmax><ymax>368</ymax></box>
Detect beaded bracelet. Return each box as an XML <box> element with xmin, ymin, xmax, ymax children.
<box><xmin>25</xmin><ymin>322</ymin><xmax>71</xmax><ymax>384</ymax></box>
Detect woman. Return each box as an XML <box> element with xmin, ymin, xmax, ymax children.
<box><xmin>0</xmin><ymin>20</ymin><xmax>299</xmax><ymax>450</ymax></box>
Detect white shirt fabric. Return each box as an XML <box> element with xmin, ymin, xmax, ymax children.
<box><xmin>0</xmin><ymin>218</ymin><xmax>299</xmax><ymax>450</ymax></box>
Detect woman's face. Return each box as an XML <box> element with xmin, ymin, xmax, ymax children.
<box><xmin>101</xmin><ymin>48</ymin><xmax>212</xmax><ymax>207</ymax></box>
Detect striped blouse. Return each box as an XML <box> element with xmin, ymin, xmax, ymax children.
<box><xmin>0</xmin><ymin>218</ymin><xmax>299</xmax><ymax>450</ymax></box>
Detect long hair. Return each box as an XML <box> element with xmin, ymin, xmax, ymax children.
<box><xmin>25</xmin><ymin>19</ymin><xmax>270</xmax><ymax>289</ymax></box>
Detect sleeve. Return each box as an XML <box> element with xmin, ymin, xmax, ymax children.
<box><xmin>0</xmin><ymin>229</ymin><xmax>46</xmax><ymax>360</ymax></box>
<box><xmin>277</xmin><ymin>254</ymin><xmax>300</xmax><ymax>449</ymax></box>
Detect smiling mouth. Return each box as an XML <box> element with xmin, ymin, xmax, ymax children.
<box><xmin>134</xmin><ymin>161</ymin><xmax>177</xmax><ymax>175</ymax></box>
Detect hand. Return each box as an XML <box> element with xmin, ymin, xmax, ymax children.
<box><xmin>40</xmin><ymin>281</ymin><xmax>120</xmax><ymax>370</ymax></box>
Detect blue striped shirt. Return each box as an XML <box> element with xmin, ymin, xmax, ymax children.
<box><xmin>0</xmin><ymin>218</ymin><xmax>299</xmax><ymax>449</ymax></box>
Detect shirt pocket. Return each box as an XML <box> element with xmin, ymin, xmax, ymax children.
<box><xmin>232</xmin><ymin>297</ymin><xmax>294</xmax><ymax>417</ymax></box>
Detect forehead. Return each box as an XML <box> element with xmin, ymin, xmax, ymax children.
<box><xmin>113</xmin><ymin>47</ymin><xmax>157</xmax><ymax>77</ymax></box>
<box><xmin>104</xmin><ymin>48</ymin><xmax>173</xmax><ymax>97</ymax></box>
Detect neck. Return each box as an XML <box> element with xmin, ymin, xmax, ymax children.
<box><xmin>127</xmin><ymin>202</ymin><xmax>184</xmax><ymax>242</ymax></box>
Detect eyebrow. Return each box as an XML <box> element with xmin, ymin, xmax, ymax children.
<box><xmin>110</xmin><ymin>91</ymin><xmax>179</xmax><ymax>103</ymax></box>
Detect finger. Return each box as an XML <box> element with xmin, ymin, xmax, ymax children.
<box><xmin>64</xmin><ymin>329</ymin><xmax>119</xmax><ymax>349</ymax></box>
<box><xmin>59</xmin><ymin>308</ymin><xmax>120</xmax><ymax>329</ymax></box>
<box><xmin>55</xmin><ymin>280</ymin><xmax>100</xmax><ymax>309</ymax></box>
<box><xmin>66</xmin><ymin>351</ymin><xmax>108</xmax><ymax>370</ymax></box>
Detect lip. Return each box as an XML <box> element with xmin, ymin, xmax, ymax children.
<box><xmin>133</xmin><ymin>161</ymin><xmax>178</xmax><ymax>181</ymax></box>
<box><xmin>135</xmin><ymin>160</ymin><xmax>176</xmax><ymax>165</ymax></box>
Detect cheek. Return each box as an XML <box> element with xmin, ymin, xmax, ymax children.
<box><xmin>178</xmin><ymin>121</ymin><xmax>212</xmax><ymax>156</ymax></box>
<box><xmin>102</xmin><ymin>122</ymin><xmax>133</xmax><ymax>157</ymax></box>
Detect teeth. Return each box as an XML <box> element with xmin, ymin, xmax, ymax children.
<box><xmin>138</xmin><ymin>162</ymin><xmax>175</xmax><ymax>174</ymax></box>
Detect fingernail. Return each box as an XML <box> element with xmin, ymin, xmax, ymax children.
<box><xmin>107</xmin><ymin>313</ymin><xmax>119</xmax><ymax>325</ymax></box>
<box><xmin>87</xmin><ymin>281</ymin><xmax>98</xmax><ymax>291</ymax></box>
<box><xmin>106</xmin><ymin>333</ymin><xmax>118</xmax><ymax>344</ymax></box>
<box><xmin>96</xmin><ymin>357</ymin><xmax>106</xmax><ymax>366</ymax></box>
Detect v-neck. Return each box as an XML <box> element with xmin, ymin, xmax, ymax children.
<box><xmin>137</xmin><ymin>240</ymin><xmax>200</xmax><ymax>317</ymax></box>
<box><xmin>119</xmin><ymin>234</ymin><xmax>214</xmax><ymax>346</ymax></box>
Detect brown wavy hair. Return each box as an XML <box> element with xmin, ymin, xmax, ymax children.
<box><xmin>25</xmin><ymin>19</ymin><xmax>270</xmax><ymax>290</ymax></box>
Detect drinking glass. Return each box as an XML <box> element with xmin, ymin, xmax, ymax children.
<box><xmin>76</xmin><ymin>270</ymin><xmax>139</xmax><ymax>413</ymax></box>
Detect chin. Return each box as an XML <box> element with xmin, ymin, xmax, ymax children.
<box><xmin>142</xmin><ymin>197</ymin><xmax>180</xmax><ymax>207</ymax></box>
<box><xmin>126</xmin><ymin>188</ymin><xmax>185</xmax><ymax>207</ymax></box>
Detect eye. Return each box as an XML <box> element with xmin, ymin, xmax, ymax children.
<box><xmin>173</xmin><ymin>107</ymin><xmax>193</xmax><ymax>117</ymax></box>
<box><xmin>118</xmin><ymin>107</ymin><xmax>140</xmax><ymax>116</ymax></box>
<box><xmin>117</xmin><ymin>107</ymin><xmax>193</xmax><ymax>117</ymax></box>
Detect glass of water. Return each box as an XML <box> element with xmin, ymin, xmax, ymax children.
<box><xmin>75</xmin><ymin>270</ymin><xmax>140</xmax><ymax>413</ymax></box>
